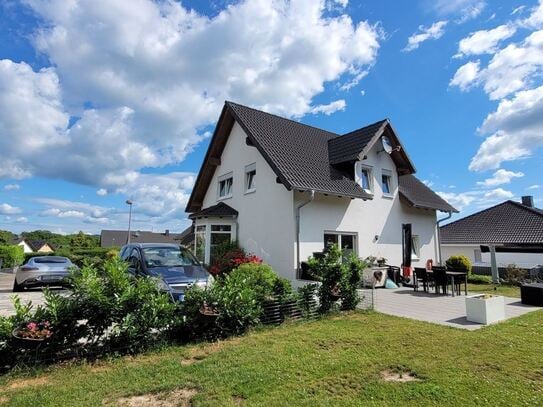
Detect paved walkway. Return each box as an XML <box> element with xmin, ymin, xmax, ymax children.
<box><xmin>0</xmin><ymin>271</ymin><xmax>67</xmax><ymax>317</ymax></box>
<box><xmin>364</xmin><ymin>287</ymin><xmax>541</xmax><ymax>330</ymax></box>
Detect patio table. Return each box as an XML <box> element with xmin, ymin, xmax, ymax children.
<box><xmin>426</xmin><ymin>270</ymin><xmax>468</xmax><ymax>297</ymax></box>
<box><xmin>446</xmin><ymin>271</ymin><xmax>468</xmax><ymax>297</ymax></box>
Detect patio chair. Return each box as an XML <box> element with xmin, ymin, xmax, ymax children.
<box><xmin>413</xmin><ymin>267</ymin><xmax>430</xmax><ymax>292</ymax></box>
<box><xmin>432</xmin><ymin>266</ymin><xmax>448</xmax><ymax>295</ymax></box>
<box><xmin>387</xmin><ymin>265</ymin><xmax>402</xmax><ymax>285</ymax></box>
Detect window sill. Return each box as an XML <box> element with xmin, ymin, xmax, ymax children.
<box><xmin>244</xmin><ymin>189</ymin><xmax>256</xmax><ymax>195</ymax></box>
<box><xmin>382</xmin><ymin>194</ymin><xmax>394</xmax><ymax>200</ymax></box>
<box><xmin>217</xmin><ymin>195</ymin><xmax>232</xmax><ymax>201</ymax></box>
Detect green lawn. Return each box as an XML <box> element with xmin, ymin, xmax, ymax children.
<box><xmin>467</xmin><ymin>283</ymin><xmax>521</xmax><ymax>298</ymax></box>
<box><xmin>1</xmin><ymin>310</ymin><xmax>543</xmax><ymax>406</ymax></box>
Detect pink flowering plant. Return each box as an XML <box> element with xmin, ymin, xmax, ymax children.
<box><xmin>16</xmin><ymin>320</ymin><xmax>53</xmax><ymax>340</ymax></box>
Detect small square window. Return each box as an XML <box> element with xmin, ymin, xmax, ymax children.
<box><xmin>360</xmin><ymin>167</ymin><xmax>373</xmax><ymax>193</ymax></box>
<box><xmin>245</xmin><ymin>164</ymin><xmax>256</xmax><ymax>193</ymax></box>
<box><xmin>218</xmin><ymin>175</ymin><xmax>233</xmax><ymax>199</ymax></box>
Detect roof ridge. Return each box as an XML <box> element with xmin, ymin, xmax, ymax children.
<box><xmin>225</xmin><ymin>101</ymin><xmax>339</xmax><ymax>138</ymax></box>
<box><xmin>340</xmin><ymin>118</ymin><xmax>389</xmax><ymax>138</ymax></box>
<box><xmin>440</xmin><ymin>200</ymin><xmax>533</xmax><ymax>229</ymax></box>
<box><xmin>507</xmin><ymin>199</ymin><xmax>543</xmax><ymax>217</ymax></box>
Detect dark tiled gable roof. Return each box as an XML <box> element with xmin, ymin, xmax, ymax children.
<box><xmin>189</xmin><ymin>202</ymin><xmax>238</xmax><ymax>219</ymax></box>
<box><xmin>328</xmin><ymin>119</ymin><xmax>387</xmax><ymax>164</ymax></box>
<box><xmin>440</xmin><ymin>201</ymin><xmax>543</xmax><ymax>244</ymax></box>
<box><xmin>100</xmin><ymin>230</ymin><xmax>182</xmax><ymax>248</ymax></box>
<box><xmin>227</xmin><ymin>102</ymin><xmax>372</xmax><ymax>200</ymax></box>
<box><xmin>399</xmin><ymin>175</ymin><xmax>458</xmax><ymax>213</ymax></box>
<box><xmin>185</xmin><ymin>101</ymin><xmax>455</xmax><ymax>214</ymax></box>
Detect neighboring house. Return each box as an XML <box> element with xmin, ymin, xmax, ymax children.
<box><xmin>14</xmin><ymin>238</ymin><xmax>55</xmax><ymax>253</ymax></box>
<box><xmin>100</xmin><ymin>229</ymin><xmax>182</xmax><ymax>248</ymax></box>
<box><xmin>441</xmin><ymin>196</ymin><xmax>543</xmax><ymax>270</ymax></box>
<box><xmin>185</xmin><ymin>101</ymin><xmax>456</xmax><ymax>282</ymax></box>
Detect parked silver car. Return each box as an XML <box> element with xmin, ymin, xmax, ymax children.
<box><xmin>13</xmin><ymin>256</ymin><xmax>75</xmax><ymax>292</ymax></box>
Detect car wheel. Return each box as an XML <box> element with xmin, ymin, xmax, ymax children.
<box><xmin>12</xmin><ymin>279</ymin><xmax>24</xmax><ymax>292</ymax></box>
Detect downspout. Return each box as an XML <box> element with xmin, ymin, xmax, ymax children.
<box><xmin>436</xmin><ymin>211</ymin><xmax>452</xmax><ymax>266</ymax></box>
<box><xmin>296</xmin><ymin>190</ymin><xmax>315</xmax><ymax>278</ymax></box>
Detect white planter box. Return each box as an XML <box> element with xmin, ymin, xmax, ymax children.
<box><xmin>465</xmin><ymin>294</ymin><xmax>505</xmax><ymax>325</ymax></box>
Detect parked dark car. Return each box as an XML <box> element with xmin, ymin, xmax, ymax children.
<box><xmin>119</xmin><ymin>243</ymin><xmax>211</xmax><ymax>301</ymax></box>
<box><xmin>13</xmin><ymin>256</ymin><xmax>76</xmax><ymax>292</ymax></box>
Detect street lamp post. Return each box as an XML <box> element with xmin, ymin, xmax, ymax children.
<box><xmin>126</xmin><ymin>200</ymin><xmax>133</xmax><ymax>244</ymax></box>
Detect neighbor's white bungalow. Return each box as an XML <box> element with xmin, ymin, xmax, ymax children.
<box><xmin>185</xmin><ymin>102</ymin><xmax>457</xmax><ymax>283</ymax></box>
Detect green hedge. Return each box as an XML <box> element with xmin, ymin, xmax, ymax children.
<box><xmin>446</xmin><ymin>255</ymin><xmax>472</xmax><ymax>276</ymax></box>
<box><xmin>0</xmin><ymin>245</ymin><xmax>25</xmax><ymax>268</ymax></box>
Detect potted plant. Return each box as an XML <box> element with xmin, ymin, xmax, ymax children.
<box><xmin>465</xmin><ymin>294</ymin><xmax>505</xmax><ymax>324</ymax></box>
<box><xmin>330</xmin><ymin>285</ymin><xmax>341</xmax><ymax>301</ymax></box>
<box><xmin>12</xmin><ymin>321</ymin><xmax>53</xmax><ymax>349</ymax></box>
<box><xmin>199</xmin><ymin>301</ymin><xmax>220</xmax><ymax>319</ymax></box>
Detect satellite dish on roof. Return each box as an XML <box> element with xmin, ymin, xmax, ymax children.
<box><xmin>381</xmin><ymin>136</ymin><xmax>393</xmax><ymax>154</ymax></box>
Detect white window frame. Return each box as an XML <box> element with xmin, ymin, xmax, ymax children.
<box><xmin>381</xmin><ymin>169</ymin><xmax>393</xmax><ymax>198</ymax></box>
<box><xmin>323</xmin><ymin>231</ymin><xmax>358</xmax><ymax>256</ymax></box>
<box><xmin>357</xmin><ymin>163</ymin><xmax>374</xmax><ymax>194</ymax></box>
<box><xmin>217</xmin><ymin>172</ymin><xmax>233</xmax><ymax>200</ymax></box>
<box><xmin>244</xmin><ymin>163</ymin><xmax>256</xmax><ymax>194</ymax></box>
<box><xmin>411</xmin><ymin>235</ymin><xmax>420</xmax><ymax>262</ymax></box>
<box><xmin>193</xmin><ymin>219</ymin><xmax>236</xmax><ymax>264</ymax></box>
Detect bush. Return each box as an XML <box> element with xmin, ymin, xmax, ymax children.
<box><xmin>0</xmin><ymin>245</ymin><xmax>25</xmax><ymax>268</ymax></box>
<box><xmin>2</xmin><ymin>257</ymin><xmax>180</xmax><ymax>370</ymax></box>
<box><xmin>468</xmin><ymin>274</ymin><xmax>492</xmax><ymax>285</ymax></box>
<box><xmin>504</xmin><ymin>264</ymin><xmax>527</xmax><ymax>286</ymax></box>
<box><xmin>307</xmin><ymin>245</ymin><xmax>344</xmax><ymax>313</ymax></box>
<box><xmin>183</xmin><ymin>262</ymin><xmax>293</xmax><ymax>338</ymax></box>
<box><xmin>446</xmin><ymin>255</ymin><xmax>472</xmax><ymax>276</ymax></box>
<box><xmin>340</xmin><ymin>254</ymin><xmax>367</xmax><ymax>310</ymax></box>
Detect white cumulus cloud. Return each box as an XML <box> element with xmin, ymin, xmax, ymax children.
<box><xmin>449</xmin><ymin>60</ymin><xmax>480</xmax><ymax>90</ymax></box>
<box><xmin>456</xmin><ymin>24</ymin><xmax>517</xmax><ymax>57</ymax></box>
<box><xmin>404</xmin><ymin>21</ymin><xmax>448</xmax><ymax>52</ymax></box>
<box><xmin>476</xmin><ymin>169</ymin><xmax>524</xmax><ymax>187</ymax></box>
<box><xmin>3</xmin><ymin>184</ymin><xmax>20</xmax><ymax>191</ymax></box>
<box><xmin>0</xmin><ymin>203</ymin><xmax>22</xmax><ymax>215</ymax></box>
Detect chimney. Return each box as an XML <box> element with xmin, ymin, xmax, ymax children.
<box><xmin>165</xmin><ymin>229</ymin><xmax>170</xmax><ymax>236</ymax></box>
<box><xmin>521</xmin><ymin>195</ymin><xmax>534</xmax><ymax>208</ymax></box>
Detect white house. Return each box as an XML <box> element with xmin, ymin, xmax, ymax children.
<box><xmin>441</xmin><ymin>196</ymin><xmax>543</xmax><ymax>270</ymax></box>
<box><xmin>186</xmin><ymin>102</ymin><xmax>457</xmax><ymax>282</ymax></box>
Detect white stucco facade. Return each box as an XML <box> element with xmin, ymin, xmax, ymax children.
<box><xmin>17</xmin><ymin>240</ymin><xmax>33</xmax><ymax>254</ymax></box>
<box><xmin>193</xmin><ymin>120</ymin><xmax>441</xmax><ymax>282</ymax></box>
<box><xmin>442</xmin><ymin>244</ymin><xmax>543</xmax><ymax>269</ymax></box>
<box><xmin>296</xmin><ymin>141</ymin><xmax>439</xmax><ymax>271</ymax></box>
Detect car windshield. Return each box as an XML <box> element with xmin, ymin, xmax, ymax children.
<box><xmin>33</xmin><ymin>257</ymin><xmax>71</xmax><ymax>264</ymax></box>
<box><xmin>142</xmin><ymin>246</ymin><xmax>199</xmax><ymax>268</ymax></box>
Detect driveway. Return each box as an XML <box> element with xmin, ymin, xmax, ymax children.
<box><xmin>0</xmin><ymin>271</ymin><xmax>68</xmax><ymax>317</ymax></box>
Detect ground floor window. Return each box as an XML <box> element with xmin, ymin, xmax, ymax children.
<box><xmin>474</xmin><ymin>248</ymin><xmax>482</xmax><ymax>263</ymax></box>
<box><xmin>195</xmin><ymin>225</ymin><xmax>206</xmax><ymax>263</ymax></box>
<box><xmin>324</xmin><ymin>232</ymin><xmax>357</xmax><ymax>260</ymax></box>
<box><xmin>210</xmin><ymin>225</ymin><xmax>232</xmax><ymax>263</ymax></box>
<box><xmin>193</xmin><ymin>221</ymin><xmax>235</xmax><ymax>264</ymax></box>
<box><xmin>411</xmin><ymin>235</ymin><xmax>420</xmax><ymax>261</ymax></box>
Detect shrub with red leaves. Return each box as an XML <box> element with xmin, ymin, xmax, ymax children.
<box><xmin>209</xmin><ymin>245</ymin><xmax>262</xmax><ymax>277</ymax></box>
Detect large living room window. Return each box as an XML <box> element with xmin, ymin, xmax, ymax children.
<box><xmin>324</xmin><ymin>232</ymin><xmax>357</xmax><ymax>259</ymax></box>
<box><xmin>218</xmin><ymin>173</ymin><xmax>233</xmax><ymax>200</ymax></box>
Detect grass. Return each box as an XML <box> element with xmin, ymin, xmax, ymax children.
<box><xmin>2</xmin><ymin>310</ymin><xmax>543</xmax><ymax>406</ymax></box>
<box><xmin>467</xmin><ymin>283</ymin><xmax>521</xmax><ymax>298</ymax></box>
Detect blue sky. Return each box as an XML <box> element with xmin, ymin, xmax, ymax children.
<box><xmin>0</xmin><ymin>0</ymin><xmax>542</xmax><ymax>235</ymax></box>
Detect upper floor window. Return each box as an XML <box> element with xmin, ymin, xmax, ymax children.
<box><xmin>360</xmin><ymin>165</ymin><xmax>373</xmax><ymax>193</ymax></box>
<box><xmin>245</xmin><ymin>163</ymin><xmax>256</xmax><ymax>193</ymax></box>
<box><xmin>218</xmin><ymin>173</ymin><xmax>233</xmax><ymax>200</ymax></box>
<box><xmin>381</xmin><ymin>170</ymin><xmax>393</xmax><ymax>197</ymax></box>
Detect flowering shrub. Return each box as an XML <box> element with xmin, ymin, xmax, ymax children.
<box><xmin>15</xmin><ymin>321</ymin><xmax>52</xmax><ymax>340</ymax></box>
<box><xmin>209</xmin><ymin>241</ymin><xmax>262</xmax><ymax>276</ymax></box>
